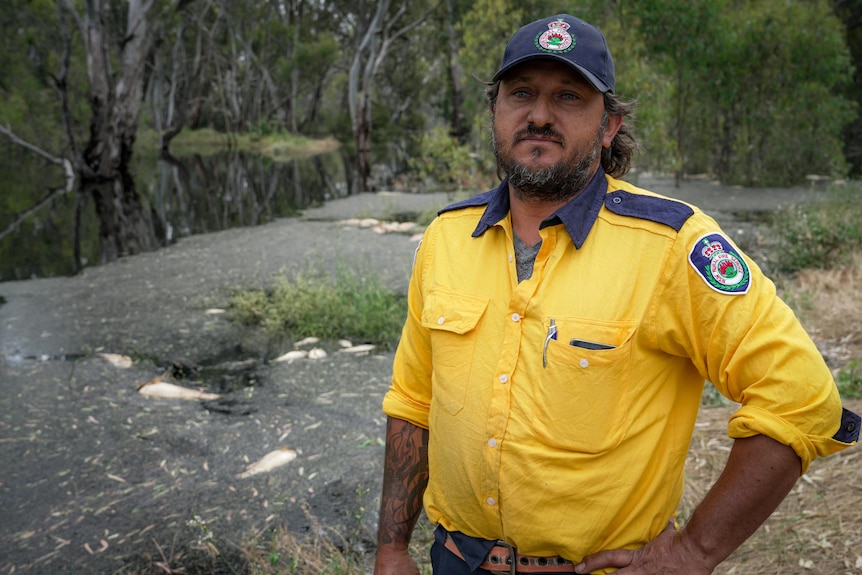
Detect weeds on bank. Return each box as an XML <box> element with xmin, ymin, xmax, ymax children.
<box><xmin>771</xmin><ymin>181</ymin><xmax>862</xmax><ymax>274</ymax></box>
<box><xmin>242</xmin><ymin>501</ymin><xmax>372</xmax><ymax>575</ymax></box>
<box><xmin>836</xmin><ymin>360</ymin><xmax>862</xmax><ymax>398</ymax></box>
<box><xmin>230</xmin><ymin>262</ymin><xmax>407</xmax><ymax>349</ymax></box>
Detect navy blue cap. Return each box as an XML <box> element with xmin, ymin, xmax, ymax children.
<box><xmin>492</xmin><ymin>14</ymin><xmax>615</xmax><ymax>93</ymax></box>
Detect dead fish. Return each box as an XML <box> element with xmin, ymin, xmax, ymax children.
<box><xmin>338</xmin><ymin>339</ymin><xmax>353</xmax><ymax>348</ymax></box>
<box><xmin>294</xmin><ymin>336</ymin><xmax>320</xmax><ymax>347</ymax></box>
<box><xmin>237</xmin><ymin>447</ymin><xmax>298</xmax><ymax>478</ymax></box>
<box><xmin>98</xmin><ymin>353</ymin><xmax>133</xmax><ymax>369</ymax></box>
<box><xmin>308</xmin><ymin>348</ymin><xmax>327</xmax><ymax>359</ymax></box>
<box><xmin>274</xmin><ymin>350</ymin><xmax>308</xmax><ymax>363</ymax></box>
<box><xmin>205</xmin><ymin>308</ymin><xmax>226</xmax><ymax>315</ymax></box>
<box><xmin>339</xmin><ymin>344</ymin><xmax>376</xmax><ymax>354</ymax></box>
<box><xmin>136</xmin><ymin>377</ymin><xmax>221</xmax><ymax>401</ymax></box>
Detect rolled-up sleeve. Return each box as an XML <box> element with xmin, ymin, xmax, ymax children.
<box><xmin>654</xmin><ymin>215</ymin><xmax>858</xmax><ymax>473</ymax></box>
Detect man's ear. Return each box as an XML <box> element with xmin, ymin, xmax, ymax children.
<box><xmin>603</xmin><ymin>114</ymin><xmax>623</xmax><ymax>148</ymax></box>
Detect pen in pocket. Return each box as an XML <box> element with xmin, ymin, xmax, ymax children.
<box><xmin>543</xmin><ymin>318</ymin><xmax>557</xmax><ymax>368</ymax></box>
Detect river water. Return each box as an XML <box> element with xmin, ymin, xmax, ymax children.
<box><xmin>0</xmin><ymin>147</ymin><xmax>348</xmax><ymax>282</ymax></box>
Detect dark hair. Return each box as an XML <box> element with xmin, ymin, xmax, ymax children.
<box><xmin>485</xmin><ymin>80</ymin><xmax>638</xmax><ymax>178</ymax></box>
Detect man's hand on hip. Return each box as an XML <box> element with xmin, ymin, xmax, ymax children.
<box><xmin>574</xmin><ymin>522</ymin><xmax>714</xmax><ymax>574</ymax></box>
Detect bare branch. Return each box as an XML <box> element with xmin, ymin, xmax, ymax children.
<box><xmin>0</xmin><ymin>124</ymin><xmax>76</xmax><ymax>193</ymax></box>
<box><xmin>57</xmin><ymin>0</ymin><xmax>85</xmax><ymax>37</ymax></box>
<box><xmin>0</xmin><ymin>185</ymin><xmax>75</xmax><ymax>243</ymax></box>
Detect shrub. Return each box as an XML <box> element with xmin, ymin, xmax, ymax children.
<box><xmin>771</xmin><ymin>182</ymin><xmax>862</xmax><ymax>274</ymax></box>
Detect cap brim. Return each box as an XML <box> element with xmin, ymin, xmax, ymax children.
<box><xmin>492</xmin><ymin>54</ymin><xmax>613</xmax><ymax>94</ymax></box>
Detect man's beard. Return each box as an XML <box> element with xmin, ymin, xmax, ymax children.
<box><xmin>492</xmin><ymin>116</ymin><xmax>606</xmax><ymax>204</ymax></box>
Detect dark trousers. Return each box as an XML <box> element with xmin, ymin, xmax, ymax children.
<box><xmin>430</xmin><ymin>526</ymin><xmax>496</xmax><ymax>574</ymax></box>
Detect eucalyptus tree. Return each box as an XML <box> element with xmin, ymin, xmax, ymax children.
<box><xmin>343</xmin><ymin>0</ymin><xmax>440</xmax><ymax>192</ymax></box>
<box><xmin>51</xmin><ymin>0</ymin><xmax>195</xmax><ymax>263</ymax></box>
<box><xmin>0</xmin><ymin>0</ymin><xmax>198</xmax><ymax>267</ymax></box>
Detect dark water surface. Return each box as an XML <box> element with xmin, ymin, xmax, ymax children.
<box><xmin>0</xmin><ymin>147</ymin><xmax>348</xmax><ymax>282</ymax></box>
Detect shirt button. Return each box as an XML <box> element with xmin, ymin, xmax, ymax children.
<box><xmin>499</xmin><ymin>374</ymin><xmax>509</xmax><ymax>384</ymax></box>
<box><xmin>437</xmin><ymin>316</ymin><xmax>445</xmax><ymax>325</ymax></box>
<box><xmin>579</xmin><ymin>358</ymin><xmax>589</xmax><ymax>368</ymax></box>
<box><xmin>508</xmin><ymin>253</ymin><xmax>514</xmax><ymax>262</ymax></box>
<box><xmin>511</xmin><ymin>313</ymin><xmax>520</xmax><ymax>322</ymax></box>
<box><xmin>486</xmin><ymin>497</ymin><xmax>496</xmax><ymax>506</ymax></box>
<box><xmin>488</xmin><ymin>438</ymin><xmax>497</xmax><ymax>447</ymax></box>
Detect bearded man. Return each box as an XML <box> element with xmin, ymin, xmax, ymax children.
<box><xmin>373</xmin><ymin>13</ymin><xmax>859</xmax><ymax>575</ymax></box>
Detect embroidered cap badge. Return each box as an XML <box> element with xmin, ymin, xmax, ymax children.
<box><xmin>536</xmin><ymin>18</ymin><xmax>575</xmax><ymax>54</ymax></box>
<box><xmin>688</xmin><ymin>233</ymin><xmax>751</xmax><ymax>294</ymax></box>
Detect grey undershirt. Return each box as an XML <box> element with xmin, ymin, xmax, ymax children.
<box><xmin>513</xmin><ymin>233</ymin><xmax>542</xmax><ymax>282</ymax></box>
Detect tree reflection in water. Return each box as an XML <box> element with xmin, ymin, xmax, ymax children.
<box><xmin>0</xmin><ymin>150</ymin><xmax>347</xmax><ymax>282</ymax></box>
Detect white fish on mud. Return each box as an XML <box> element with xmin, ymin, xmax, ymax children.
<box><xmin>98</xmin><ymin>353</ymin><xmax>133</xmax><ymax>369</ymax></box>
<box><xmin>338</xmin><ymin>339</ymin><xmax>353</xmax><ymax>348</ymax></box>
<box><xmin>308</xmin><ymin>348</ymin><xmax>327</xmax><ymax>359</ymax></box>
<box><xmin>274</xmin><ymin>350</ymin><xmax>308</xmax><ymax>363</ymax></box>
<box><xmin>294</xmin><ymin>336</ymin><xmax>320</xmax><ymax>347</ymax></box>
<box><xmin>237</xmin><ymin>447</ymin><xmax>298</xmax><ymax>478</ymax></box>
<box><xmin>136</xmin><ymin>377</ymin><xmax>221</xmax><ymax>401</ymax></box>
<box><xmin>339</xmin><ymin>344</ymin><xmax>376</xmax><ymax>354</ymax></box>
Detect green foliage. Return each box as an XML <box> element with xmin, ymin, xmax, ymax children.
<box><xmin>771</xmin><ymin>182</ymin><xmax>862</xmax><ymax>274</ymax></box>
<box><xmin>230</xmin><ymin>263</ymin><xmax>407</xmax><ymax>348</ymax></box>
<box><xmin>836</xmin><ymin>360</ymin><xmax>862</xmax><ymax>399</ymax></box>
<box><xmin>624</xmin><ymin>0</ymin><xmax>855</xmax><ymax>186</ymax></box>
<box><xmin>407</xmin><ymin>126</ymin><xmax>493</xmax><ymax>191</ymax></box>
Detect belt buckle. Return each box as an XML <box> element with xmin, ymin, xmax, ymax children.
<box><xmin>494</xmin><ymin>539</ymin><xmax>517</xmax><ymax>575</ymax></box>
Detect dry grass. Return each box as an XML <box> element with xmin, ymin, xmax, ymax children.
<box><xmin>780</xmin><ymin>252</ymin><xmax>862</xmax><ymax>373</ymax></box>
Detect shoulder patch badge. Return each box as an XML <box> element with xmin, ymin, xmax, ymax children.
<box><xmin>688</xmin><ymin>233</ymin><xmax>751</xmax><ymax>295</ymax></box>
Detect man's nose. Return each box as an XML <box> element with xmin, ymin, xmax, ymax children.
<box><xmin>528</xmin><ymin>94</ymin><xmax>554</xmax><ymax>127</ymax></box>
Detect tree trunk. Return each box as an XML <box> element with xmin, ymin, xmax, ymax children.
<box><xmin>67</xmin><ymin>0</ymin><xmax>160</xmax><ymax>261</ymax></box>
<box><xmin>347</xmin><ymin>0</ymin><xmax>436</xmax><ymax>193</ymax></box>
<box><xmin>445</xmin><ymin>0</ymin><xmax>468</xmax><ymax>144</ymax></box>
<box><xmin>348</xmin><ymin>0</ymin><xmax>390</xmax><ymax>193</ymax></box>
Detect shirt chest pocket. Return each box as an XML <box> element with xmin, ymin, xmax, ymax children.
<box><xmin>534</xmin><ymin>318</ymin><xmax>637</xmax><ymax>454</ymax></box>
<box><xmin>421</xmin><ymin>287</ymin><xmax>489</xmax><ymax>416</ymax></box>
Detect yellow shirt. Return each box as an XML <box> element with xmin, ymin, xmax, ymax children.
<box><xmin>382</xmin><ymin>172</ymin><xmax>857</xmax><ymax>562</ymax></box>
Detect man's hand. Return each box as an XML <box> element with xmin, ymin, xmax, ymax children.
<box><xmin>574</xmin><ymin>522</ymin><xmax>713</xmax><ymax>574</ymax></box>
<box><xmin>576</xmin><ymin>434</ymin><xmax>801</xmax><ymax>574</ymax></box>
<box><xmin>374</xmin><ymin>546</ymin><xmax>420</xmax><ymax>575</ymax></box>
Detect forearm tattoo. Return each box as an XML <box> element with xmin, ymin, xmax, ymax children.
<box><xmin>378</xmin><ymin>417</ymin><xmax>430</xmax><ymax>546</ymax></box>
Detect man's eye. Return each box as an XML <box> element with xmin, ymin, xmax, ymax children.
<box><xmin>513</xmin><ymin>89</ymin><xmax>530</xmax><ymax>98</ymax></box>
<box><xmin>560</xmin><ymin>93</ymin><xmax>579</xmax><ymax>101</ymax></box>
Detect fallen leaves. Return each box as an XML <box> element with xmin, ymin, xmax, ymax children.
<box><xmin>84</xmin><ymin>539</ymin><xmax>109</xmax><ymax>554</ymax></box>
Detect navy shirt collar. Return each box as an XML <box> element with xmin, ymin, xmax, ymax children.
<box><xmin>468</xmin><ymin>168</ymin><xmax>608</xmax><ymax>249</ymax></box>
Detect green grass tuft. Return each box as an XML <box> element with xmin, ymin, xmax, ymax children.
<box><xmin>230</xmin><ymin>263</ymin><xmax>406</xmax><ymax>349</ymax></box>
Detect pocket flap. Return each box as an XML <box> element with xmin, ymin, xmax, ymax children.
<box><xmin>421</xmin><ymin>286</ymin><xmax>488</xmax><ymax>335</ymax></box>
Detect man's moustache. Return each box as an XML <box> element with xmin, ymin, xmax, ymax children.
<box><xmin>513</xmin><ymin>124</ymin><xmax>564</xmax><ymax>144</ymax></box>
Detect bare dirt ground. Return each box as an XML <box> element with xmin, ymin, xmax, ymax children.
<box><xmin>0</xmin><ymin>176</ymin><xmax>860</xmax><ymax>574</ymax></box>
